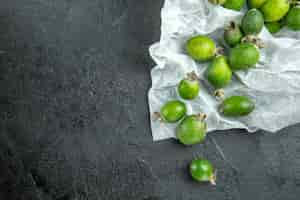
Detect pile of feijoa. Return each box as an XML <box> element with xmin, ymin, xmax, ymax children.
<box><xmin>212</xmin><ymin>0</ymin><xmax>300</xmax><ymax>33</ymax></box>
<box><xmin>153</xmin><ymin>0</ymin><xmax>300</xmax><ymax>185</ymax></box>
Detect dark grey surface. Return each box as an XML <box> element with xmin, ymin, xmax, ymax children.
<box><xmin>0</xmin><ymin>1</ymin><xmax>300</xmax><ymax>199</ymax></box>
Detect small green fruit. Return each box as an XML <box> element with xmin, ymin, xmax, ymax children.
<box><xmin>224</xmin><ymin>22</ymin><xmax>244</xmax><ymax>47</ymax></box>
<box><xmin>186</xmin><ymin>35</ymin><xmax>216</xmax><ymax>62</ymax></box>
<box><xmin>178</xmin><ymin>72</ymin><xmax>200</xmax><ymax>100</ymax></box>
<box><xmin>219</xmin><ymin>96</ymin><xmax>255</xmax><ymax>117</ymax></box>
<box><xmin>160</xmin><ymin>100</ymin><xmax>187</xmax><ymax>123</ymax></box>
<box><xmin>223</xmin><ymin>0</ymin><xmax>246</xmax><ymax>11</ymax></box>
<box><xmin>260</xmin><ymin>0</ymin><xmax>290</xmax><ymax>22</ymax></box>
<box><xmin>190</xmin><ymin>159</ymin><xmax>216</xmax><ymax>185</ymax></box>
<box><xmin>248</xmin><ymin>0</ymin><xmax>267</xmax><ymax>8</ymax></box>
<box><xmin>285</xmin><ymin>7</ymin><xmax>300</xmax><ymax>31</ymax></box>
<box><xmin>176</xmin><ymin>114</ymin><xmax>207</xmax><ymax>145</ymax></box>
<box><xmin>206</xmin><ymin>56</ymin><xmax>232</xmax><ymax>89</ymax></box>
<box><xmin>229</xmin><ymin>43</ymin><xmax>260</xmax><ymax>70</ymax></box>
<box><xmin>209</xmin><ymin>0</ymin><xmax>227</xmax><ymax>5</ymax></box>
<box><xmin>265</xmin><ymin>21</ymin><xmax>281</xmax><ymax>33</ymax></box>
<box><xmin>242</xmin><ymin>9</ymin><xmax>264</xmax><ymax>35</ymax></box>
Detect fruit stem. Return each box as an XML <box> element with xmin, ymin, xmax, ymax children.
<box><xmin>242</xmin><ymin>35</ymin><xmax>264</xmax><ymax>49</ymax></box>
<box><xmin>196</xmin><ymin>113</ymin><xmax>207</xmax><ymax>121</ymax></box>
<box><xmin>215</xmin><ymin>47</ymin><xmax>224</xmax><ymax>57</ymax></box>
<box><xmin>214</xmin><ymin>89</ymin><xmax>225</xmax><ymax>100</ymax></box>
<box><xmin>229</xmin><ymin>21</ymin><xmax>237</xmax><ymax>29</ymax></box>
<box><xmin>186</xmin><ymin>71</ymin><xmax>199</xmax><ymax>81</ymax></box>
<box><xmin>153</xmin><ymin>112</ymin><xmax>163</xmax><ymax>122</ymax></box>
<box><xmin>289</xmin><ymin>0</ymin><xmax>300</xmax><ymax>5</ymax></box>
<box><xmin>218</xmin><ymin>107</ymin><xmax>223</xmax><ymax>114</ymax></box>
<box><xmin>209</xmin><ymin>0</ymin><xmax>218</xmax><ymax>4</ymax></box>
<box><xmin>209</xmin><ymin>170</ymin><xmax>217</xmax><ymax>186</ymax></box>
<box><xmin>218</xmin><ymin>103</ymin><xmax>224</xmax><ymax>114</ymax></box>
<box><xmin>209</xmin><ymin>0</ymin><xmax>225</xmax><ymax>5</ymax></box>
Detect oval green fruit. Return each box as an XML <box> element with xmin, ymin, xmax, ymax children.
<box><xmin>224</xmin><ymin>22</ymin><xmax>244</xmax><ymax>47</ymax></box>
<box><xmin>219</xmin><ymin>96</ymin><xmax>255</xmax><ymax>117</ymax></box>
<box><xmin>176</xmin><ymin>114</ymin><xmax>207</xmax><ymax>145</ymax></box>
<box><xmin>285</xmin><ymin>7</ymin><xmax>300</xmax><ymax>31</ymax></box>
<box><xmin>248</xmin><ymin>0</ymin><xmax>267</xmax><ymax>8</ymax></box>
<box><xmin>206</xmin><ymin>56</ymin><xmax>232</xmax><ymax>89</ymax></box>
<box><xmin>160</xmin><ymin>100</ymin><xmax>187</xmax><ymax>123</ymax></box>
<box><xmin>178</xmin><ymin>77</ymin><xmax>200</xmax><ymax>100</ymax></box>
<box><xmin>260</xmin><ymin>0</ymin><xmax>290</xmax><ymax>22</ymax></box>
<box><xmin>242</xmin><ymin>9</ymin><xmax>264</xmax><ymax>35</ymax></box>
<box><xmin>223</xmin><ymin>0</ymin><xmax>246</xmax><ymax>11</ymax></box>
<box><xmin>265</xmin><ymin>21</ymin><xmax>281</xmax><ymax>33</ymax></box>
<box><xmin>229</xmin><ymin>43</ymin><xmax>260</xmax><ymax>70</ymax></box>
<box><xmin>190</xmin><ymin>159</ymin><xmax>216</xmax><ymax>185</ymax></box>
<box><xmin>186</xmin><ymin>35</ymin><xmax>216</xmax><ymax>62</ymax></box>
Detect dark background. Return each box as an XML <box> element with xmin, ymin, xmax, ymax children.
<box><xmin>1</xmin><ymin>1</ymin><xmax>300</xmax><ymax>199</ymax></box>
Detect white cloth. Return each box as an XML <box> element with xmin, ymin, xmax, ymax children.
<box><xmin>149</xmin><ymin>0</ymin><xmax>300</xmax><ymax>141</ymax></box>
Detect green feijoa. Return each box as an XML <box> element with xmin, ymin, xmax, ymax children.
<box><xmin>248</xmin><ymin>0</ymin><xmax>267</xmax><ymax>8</ymax></box>
<box><xmin>190</xmin><ymin>159</ymin><xmax>216</xmax><ymax>185</ymax></box>
<box><xmin>176</xmin><ymin>114</ymin><xmax>207</xmax><ymax>145</ymax></box>
<box><xmin>224</xmin><ymin>21</ymin><xmax>244</xmax><ymax>47</ymax></box>
<box><xmin>219</xmin><ymin>96</ymin><xmax>255</xmax><ymax>117</ymax></box>
<box><xmin>265</xmin><ymin>21</ymin><xmax>282</xmax><ymax>33</ymax></box>
<box><xmin>206</xmin><ymin>56</ymin><xmax>232</xmax><ymax>89</ymax></box>
<box><xmin>242</xmin><ymin>9</ymin><xmax>264</xmax><ymax>35</ymax></box>
<box><xmin>223</xmin><ymin>0</ymin><xmax>246</xmax><ymax>11</ymax></box>
<box><xmin>160</xmin><ymin>100</ymin><xmax>187</xmax><ymax>123</ymax></box>
<box><xmin>260</xmin><ymin>0</ymin><xmax>290</xmax><ymax>22</ymax></box>
<box><xmin>186</xmin><ymin>35</ymin><xmax>216</xmax><ymax>62</ymax></box>
<box><xmin>209</xmin><ymin>0</ymin><xmax>227</xmax><ymax>5</ymax></box>
<box><xmin>229</xmin><ymin>43</ymin><xmax>260</xmax><ymax>70</ymax></box>
<box><xmin>178</xmin><ymin>72</ymin><xmax>200</xmax><ymax>100</ymax></box>
<box><xmin>286</xmin><ymin>7</ymin><xmax>300</xmax><ymax>31</ymax></box>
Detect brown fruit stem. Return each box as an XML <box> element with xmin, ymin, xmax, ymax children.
<box><xmin>214</xmin><ymin>89</ymin><xmax>225</xmax><ymax>101</ymax></box>
<box><xmin>196</xmin><ymin>113</ymin><xmax>207</xmax><ymax>121</ymax></box>
<box><xmin>186</xmin><ymin>71</ymin><xmax>199</xmax><ymax>81</ymax></box>
<box><xmin>153</xmin><ymin>112</ymin><xmax>163</xmax><ymax>122</ymax></box>
<box><xmin>215</xmin><ymin>47</ymin><xmax>224</xmax><ymax>57</ymax></box>
<box><xmin>209</xmin><ymin>170</ymin><xmax>217</xmax><ymax>186</ymax></box>
<box><xmin>242</xmin><ymin>35</ymin><xmax>264</xmax><ymax>49</ymax></box>
<box><xmin>209</xmin><ymin>0</ymin><xmax>225</xmax><ymax>5</ymax></box>
<box><xmin>218</xmin><ymin>103</ymin><xmax>224</xmax><ymax>114</ymax></box>
<box><xmin>229</xmin><ymin>21</ymin><xmax>237</xmax><ymax>30</ymax></box>
<box><xmin>289</xmin><ymin>0</ymin><xmax>300</xmax><ymax>5</ymax></box>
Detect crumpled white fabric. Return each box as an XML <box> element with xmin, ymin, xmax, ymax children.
<box><xmin>149</xmin><ymin>0</ymin><xmax>300</xmax><ymax>141</ymax></box>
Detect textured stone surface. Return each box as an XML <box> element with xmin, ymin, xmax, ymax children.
<box><xmin>0</xmin><ymin>0</ymin><xmax>300</xmax><ymax>199</ymax></box>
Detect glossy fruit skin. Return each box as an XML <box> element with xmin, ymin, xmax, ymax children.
<box><xmin>178</xmin><ymin>79</ymin><xmax>200</xmax><ymax>100</ymax></box>
<box><xmin>206</xmin><ymin>56</ymin><xmax>232</xmax><ymax>89</ymax></box>
<box><xmin>229</xmin><ymin>43</ymin><xmax>260</xmax><ymax>70</ymax></box>
<box><xmin>176</xmin><ymin>115</ymin><xmax>207</xmax><ymax>145</ymax></box>
<box><xmin>190</xmin><ymin>159</ymin><xmax>215</xmax><ymax>183</ymax></box>
<box><xmin>209</xmin><ymin>0</ymin><xmax>227</xmax><ymax>5</ymax></box>
<box><xmin>242</xmin><ymin>9</ymin><xmax>264</xmax><ymax>35</ymax></box>
<box><xmin>224</xmin><ymin>22</ymin><xmax>243</xmax><ymax>47</ymax></box>
<box><xmin>160</xmin><ymin>100</ymin><xmax>187</xmax><ymax>123</ymax></box>
<box><xmin>223</xmin><ymin>0</ymin><xmax>245</xmax><ymax>11</ymax></box>
<box><xmin>248</xmin><ymin>0</ymin><xmax>267</xmax><ymax>8</ymax></box>
<box><xmin>260</xmin><ymin>0</ymin><xmax>290</xmax><ymax>22</ymax></box>
<box><xmin>265</xmin><ymin>21</ymin><xmax>282</xmax><ymax>33</ymax></box>
<box><xmin>186</xmin><ymin>36</ymin><xmax>216</xmax><ymax>62</ymax></box>
<box><xmin>220</xmin><ymin>96</ymin><xmax>255</xmax><ymax>117</ymax></box>
<box><xmin>285</xmin><ymin>7</ymin><xmax>300</xmax><ymax>31</ymax></box>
